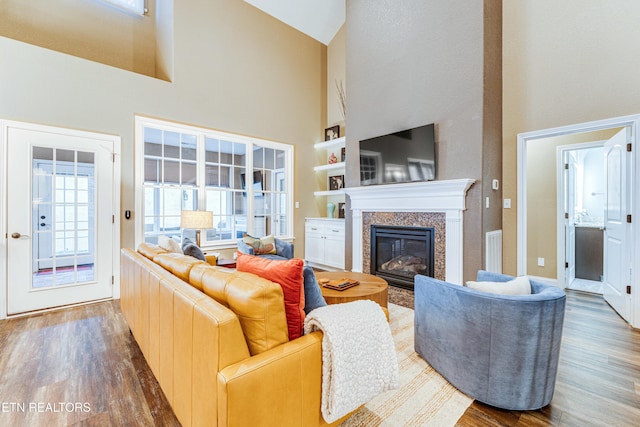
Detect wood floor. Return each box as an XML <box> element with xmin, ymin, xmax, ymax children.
<box><xmin>0</xmin><ymin>291</ymin><xmax>638</xmax><ymax>426</ymax></box>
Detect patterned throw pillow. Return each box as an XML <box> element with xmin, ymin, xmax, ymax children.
<box><xmin>242</xmin><ymin>233</ymin><xmax>277</xmax><ymax>255</ymax></box>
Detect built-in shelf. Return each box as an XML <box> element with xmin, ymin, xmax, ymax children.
<box><xmin>314</xmin><ymin>136</ymin><xmax>346</xmax><ymax>151</ymax></box>
<box><xmin>313</xmin><ymin>162</ymin><xmax>345</xmax><ymax>172</ymax></box>
<box><xmin>313</xmin><ymin>189</ymin><xmax>346</xmax><ymax>197</ymax></box>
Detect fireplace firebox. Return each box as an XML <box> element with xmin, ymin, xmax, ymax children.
<box><xmin>370</xmin><ymin>225</ymin><xmax>435</xmax><ymax>290</ymax></box>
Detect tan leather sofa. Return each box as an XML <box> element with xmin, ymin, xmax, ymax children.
<box><xmin>121</xmin><ymin>243</ymin><xmax>353</xmax><ymax>427</ymax></box>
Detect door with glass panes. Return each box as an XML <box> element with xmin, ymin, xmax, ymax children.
<box><xmin>6</xmin><ymin>123</ymin><xmax>116</xmax><ymax>315</ymax></box>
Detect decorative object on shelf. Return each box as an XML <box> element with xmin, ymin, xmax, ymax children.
<box><xmin>181</xmin><ymin>209</ymin><xmax>213</xmax><ymax>247</ymax></box>
<box><xmin>336</xmin><ymin>79</ymin><xmax>346</xmax><ymax>120</ymax></box>
<box><xmin>338</xmin><ymin>202</ymin><xmax>345</xmax><ymax>219</ymax></box>
<box><xmin>328</xmin><ymin>152</ymin><xmax>338</xmax><ymax>164</ymax></box>
<box><xmin>329</xmin><ymin>175</ymin><xmax>345</xmax><ymax>191</ymax></box>
<box><xmin>340</xmin><ymin>147</ymin><xmax>346</xmax><ymax>162</ymax></box>
<box><xmin>325</xmin><ymin>125</ymin><xmax>340</xmax><ymax>141</ymax></box>
<box><xmin>327</xmin><ymin>202</ymin><xmax>336</xmax><ymax>218</ymax></box>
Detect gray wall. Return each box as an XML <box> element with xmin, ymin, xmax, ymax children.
<box><xmin>345</xmin><ymin>0</ymin><xmax>502</xmax><ymax>281</ymax></box>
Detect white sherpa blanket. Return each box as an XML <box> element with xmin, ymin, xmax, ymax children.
<box><xmin>304</xmin><ymin>300</ymin><xmax>399</xmax><ymax>423</ymax></box>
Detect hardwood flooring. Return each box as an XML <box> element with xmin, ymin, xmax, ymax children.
<box><xmin>0</xmin><ymin>291</ymin><xmax>638</xmax><ymax>426</ymax></box>
<box><xmin>0</xmin><ymin>300</ymin><xmax>179</xmax><ymax>427</ymax></box>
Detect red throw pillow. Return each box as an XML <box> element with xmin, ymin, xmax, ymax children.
<box><xmin>236</xmin><ymin>252</ymin><xmax>306</xmax><ymax>340</ymax></box>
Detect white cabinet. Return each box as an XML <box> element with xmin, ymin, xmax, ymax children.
<box><xmin>305</xmin><ymin>218</ymin><xmax>345</xmax><ymax>270</ymax></box>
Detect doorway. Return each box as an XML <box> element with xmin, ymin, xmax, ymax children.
<box><xmin>2</xmin><ymin>121</ymin><xmax>120</xmax><ymax>316</ymax></box>
<box><xmin>517</xmin><ymin>115</ymin><xmax>638</xmax><ymax>327</ymax></box>
<box><xmin>559</xmin><ymin>143</ymin><xmax>606</xmax><ymax>294</ymax></box>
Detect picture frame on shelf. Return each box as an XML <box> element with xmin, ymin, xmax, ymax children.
<box><xmin>325</xmin><ymin>125</ymin><xmax>340</xmax><ymax>141</ymax></box>
<box><xmin>340</xmin><ymin>147</ymin><xmax>345</xmax><ymax>162</ymax></box>
<box><xmin>329</xmin><ymin>175</ymin><xmax>345</xmax><ymax>191</ymax></box>
<box><xmin>338</xmin><ymin>202</ymin><xmax>345</xmax><ymax>218</ymax></box>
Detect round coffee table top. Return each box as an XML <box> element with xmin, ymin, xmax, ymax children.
<box><xmin>315</xmin><ymin>271</ymin><xmax>388</xmax><ymax>308</ymax></box>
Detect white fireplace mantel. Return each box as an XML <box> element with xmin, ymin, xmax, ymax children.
<box><xmin>345</xmin><ymin>179</ymin><xmax>475</xmax><ymax>285</ymax></box>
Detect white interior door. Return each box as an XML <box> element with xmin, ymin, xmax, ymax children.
<box><xmin>6</xmin><ymin>125</ymin><xmax>115</xmax><ymax>315</ymax></box>
<box><xmin>564</xmin><ymin>151</ymin><xmax>577</xmax><ymax>288</ymax></box>
<box><xmin>603</xmin><ymin>128</ymin><xmax>631</xmax><ymax>322</ymax></box>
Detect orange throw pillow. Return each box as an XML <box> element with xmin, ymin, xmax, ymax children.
<box><xmin>236</xmin><ymin>252</ymin><xmax>306</xmax><ymax>340</ymax></box>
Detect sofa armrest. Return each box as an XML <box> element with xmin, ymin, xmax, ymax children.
<box><xmin>218</xmin><ymin>331</ymin><xmax>341</xmax><ymax>426</ymax></box>
<box><xmin>236</xmin><ymin>238</ymin><xmax>255</xmax><ymax>255</ymax></box>
<box><xmin>275</xmin><ymin>238</ymin><xmax>294</xmax><ymax>259</ymax></box>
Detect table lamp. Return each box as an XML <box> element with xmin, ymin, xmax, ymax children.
<box><xmin>180</xmin><ymin>210</ymin><xmax>213</xmax><ymax>247</ymax></box>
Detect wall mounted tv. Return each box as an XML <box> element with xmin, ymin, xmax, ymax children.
<box><xmin>359</xmin><ymin>123</ymin><xmax>436</xmax><ymax>186</ymax></box>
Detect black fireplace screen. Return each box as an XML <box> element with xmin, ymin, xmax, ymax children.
<box><xmin>370</xmin><ymin>225</ymin><xmax>434</xmax><ymax>289</ymax></box>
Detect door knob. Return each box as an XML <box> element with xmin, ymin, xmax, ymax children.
<box><xmin>11</xmin><ymin>232</ymin><xmax>30</xmax><ymax>239</ymax></box>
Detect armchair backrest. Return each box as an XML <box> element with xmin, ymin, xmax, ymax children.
<box><xmin>414</xmin><ymin>272</ymin><xmax>566</xmax><ymax>410</ymax></box>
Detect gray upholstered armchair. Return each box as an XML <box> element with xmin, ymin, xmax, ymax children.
<box><xmin>414</xmin><ymin>270</ymin><xmax>566</xmax><ymax>410</ymax></box>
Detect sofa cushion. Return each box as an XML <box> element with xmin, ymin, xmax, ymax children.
<box><xmin>189</xmin><ymin>263</ymin><xmax>289</xmax><ymax>355</ymax></box>
<box><xmin>137</xmin><ymin>242</ymin><xmax>168</xmax><ymax>260</ymax></box>
<box><xmin>158</xmin><ymin>235</ymin><xmax>182</xmax><ymax>254</ymax></box>
<box><xmin>153</xmin><ymin>252</ymin><xmax>206</xmax><ymax>282</ymax></box>
<box><xmin>465</xmin><ymin>275</ymin><xmax>532</xmax><ymax>296</ymax></box>
<box><xmin>242</xmin><ymin>233</ymin><xmax>277</xmax><ymax>255</ymax></box>
<box><xmin>236</xmin><ymin>252</ymin><xmax>305</xmax><ymax>340</ymax></box>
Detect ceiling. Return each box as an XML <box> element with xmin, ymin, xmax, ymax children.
<box><xmin>244</xmin><ymin>0</ymin><xmax>345</xmax><ymax>45</ymax></box>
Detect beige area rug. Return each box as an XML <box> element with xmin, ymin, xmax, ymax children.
<box><xmin>340</xmin><ymin>303</ymin><xmax>473</xmax><ymax>427</ymax></box>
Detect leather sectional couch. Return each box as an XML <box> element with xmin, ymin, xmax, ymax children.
<box><xmin>120</xmin><ymin>243</ymin><xmax>354</xmax><ymax>426</ymax></box>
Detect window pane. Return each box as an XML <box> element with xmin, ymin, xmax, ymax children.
<box><xmin>164</xmin><ymin>159</ymin><xmax>180</xmax><ymax>184</ymax></box>
<box><xmin>234</xmin><ymin>142</ymin><xmax>246</xmax><ymax>166</ymax></box>
<box><xmin>206</xmin><ymin>165</ymin><xmax>219</xmax><ymax>186</ymax></box>
<box><xmin>144</xmin><ymin>158</ymin><xmax>160</xmax><ymax>183</ymax></box>
<box><xmin>220</xmin><ymin>140</ymin><xmax>233</xmax><ymax>165</ymax></box>
<box><xmin>181</xmin><ymin>134</ymin><xmax>197</xmax><ymax>160</ymax></box>
<box><xmin>164</xmin><ymin>132</ymin><xmax>180</xmax><ymax>158</ymax></box>
<box><xmin>181</xmin><ymin>162</ymin><xmax>197</xmax><ymax>185</ymax></box>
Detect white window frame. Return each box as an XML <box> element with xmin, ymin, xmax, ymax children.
<box><xmin>134</xmin><ymin>116</ymin><xmax>294</xmax><ymax>249</ymax></box>
<box><xmin>96</xmin><ymin>0</ymin><xmax>146</xmax><ymax>15</ymax></box>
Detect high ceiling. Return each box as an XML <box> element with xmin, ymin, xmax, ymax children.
<box><xmin>244</xmin><ymin>0</ymin><xmax>345</xmax><ymax>45</ymax></box>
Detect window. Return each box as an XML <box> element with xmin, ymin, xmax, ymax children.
<box><xmin>135</xmin><ymin>117</ymin><xmax>293</xmax><ymax>247</ymax></box>
<box><xmin>97</xmin><ymin>0</ymin><xmax>146</xmax><ymax>15</ymax></box>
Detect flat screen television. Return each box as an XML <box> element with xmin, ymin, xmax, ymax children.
<box><xmin>359</xmin><ymin>123</ymin><xmax>436</xmax><ymax>186</ymax></box>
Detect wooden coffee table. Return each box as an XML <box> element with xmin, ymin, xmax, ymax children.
<box><xmin>315</xmin><ymin>271</ymin><xmax>388</xmax><ymax>308</ymax></box>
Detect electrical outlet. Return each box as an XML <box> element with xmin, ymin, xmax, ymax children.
<box><xmin>537</xmin><ymin>257</ymin><xmax>545</xmax><ymax>267</ymax></box>
<box><xmin>504</xmin><ymin>198</ymin><xmax>511</xmax><ymax>209</ymax></box>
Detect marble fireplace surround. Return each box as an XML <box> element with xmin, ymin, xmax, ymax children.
<box><xmin>345</xmin><ymin>179</ymin><xmax>475</xmax><ymax>285</ymax></box>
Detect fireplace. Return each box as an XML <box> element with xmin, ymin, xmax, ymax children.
<box><xmin>370</xmin><ymin>225</ymin><xmax>434</xmax><ymax>290</ymax></box>
<box><xmin>345</xmin><ymin>179</ymin><xmax>475</xmax><ymax>285</ymax></box>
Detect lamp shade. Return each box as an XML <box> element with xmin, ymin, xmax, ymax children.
<box><xmin>181</xmin><ymin>210</ymin><xmax>213</xmax><ymax>229</ymax></box>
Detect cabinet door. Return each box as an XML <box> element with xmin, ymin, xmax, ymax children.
<box><xmin>305</xmin><ymin>223</ymin><xmax>325</xmax><ymax>264</ymax></box>
<box><xmin>323</xmin><ymin>225</ymin><xmax>345</xmax><ymax>269</ymax></box>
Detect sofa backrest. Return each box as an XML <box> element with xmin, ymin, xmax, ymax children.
<box><xmin>190</xmin><ymin>264</ymin><xmax>289</xmax><ymax>355</ymax></box>
<box><xmin>136</xmin><ymin>242</ymin><xmax>289</xmax><ymax>356</ymax></box>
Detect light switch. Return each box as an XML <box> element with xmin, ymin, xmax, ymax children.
<box><xmin>504</xmin><ymin>198</ymin><xmax>511</xmax><ymax>209</ymax></box>
<box><xmin>485</xmin><ymin>197</ymin><xmax>490</xmax><ymax>208</ymax></box>
<box><xmin>537</xmin><ymin>257</ymin><xmax>545</xmax><ymax>267</ymax></box>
